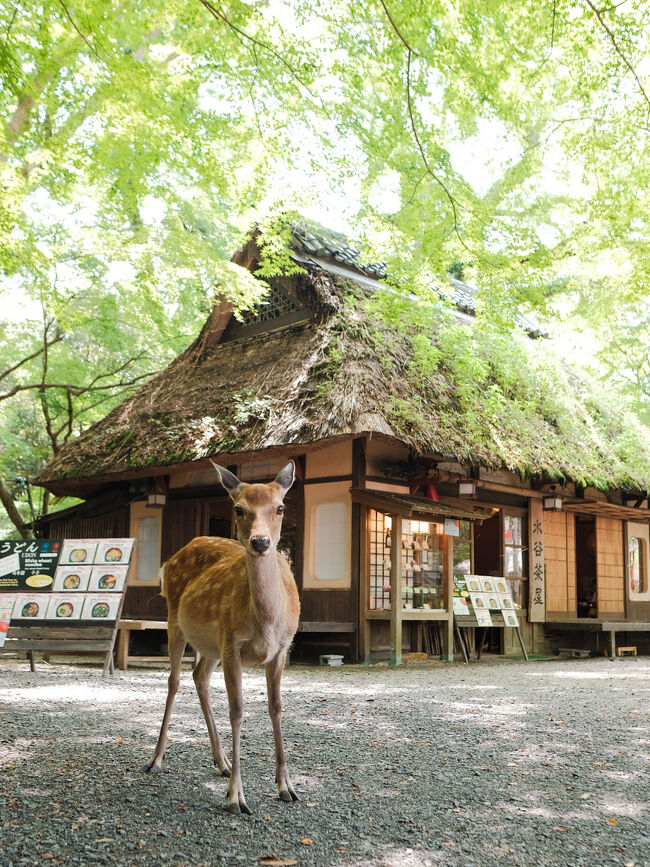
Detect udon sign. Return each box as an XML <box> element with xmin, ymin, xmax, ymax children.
<box><xmin>0</xmin><ymin>539</ymin><xmax>62</xmax><ymax>591</ymax></box>
<box><xmin>0</xmin><ymin>538</ymin><xmax>134</xmax><ymax>625</ymax></box>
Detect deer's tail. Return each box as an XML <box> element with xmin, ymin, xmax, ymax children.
<box><xmin>158</xmin><ymin>563</ymin><xmax>167</xmax><ymax>598</ymax></box>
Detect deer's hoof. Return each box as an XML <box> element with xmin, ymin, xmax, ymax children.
<box><xmin>214</xmin><ymin>760</ymin><xmax>231</xmax><ymax>777</ymax></box>
<box><xmin>227</xmin><ymin>800</ymin><xmax>251</xmax><ymax>815</ymax></box>
<box><xmin>141</xmin><ymin>762</ymin><xmax>160</xmax><ymax>774</ymax></box>
<box><xmin>279</xmin><ymin>790</ymin><xmax>292</xmax><ymax>802</ymax></box>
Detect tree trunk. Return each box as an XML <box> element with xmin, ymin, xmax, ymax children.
<box><xmin>0</xmin><ymin>475</ymin><xmax>34</xmax><ymax>539</ymax></box>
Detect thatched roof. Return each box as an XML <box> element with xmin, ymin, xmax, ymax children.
<box><xmin>34</xmin><ymin>232</ymin><xmax>650</xmax><ymax>497</ymax></box>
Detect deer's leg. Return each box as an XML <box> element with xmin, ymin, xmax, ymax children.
<box><xmin>141</xmin><ymin>622</ymin><xmax>186</xmax><ymax>774</ymax></box>
<box><xmin>222</xmin><ymin>652</ymin><xmax>250</xmax><ymax>815</ymax></box>
<box><xmin>192</xmin><ymin>655</ymin><xmax>231</xmax><ymax>777</ymax></box>
<box><xmin>266</xmin><ymin>652</ymin><xmax>298</xmax><ymax>803</ymax></box>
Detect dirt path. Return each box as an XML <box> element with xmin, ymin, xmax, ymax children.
<box><xmin>1</xmin><ymin>656</ymin><xmax>649</xmax><ymax>866</ymax></box>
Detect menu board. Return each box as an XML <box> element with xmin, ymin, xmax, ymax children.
<box><xmin>0</xmin><ymin>540</ymin><xmax>62</xmax><ymax>591</ymax></box>
<box><xmin>0</xmin><ymin>538</ymin><xmax>134</xmax><ymax>624</ymax></box>
<box><xmin>454</xmin><ymin>575</ymin><xmax>518</xmax><ymax>628</ymax></box>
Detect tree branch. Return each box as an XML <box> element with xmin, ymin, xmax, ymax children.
<box><xmin>0</xmin><ymin>475</ymin><xmax>33</xmax><ymax>539</ymax></box>
<box><xmin>196</xmin><ymin>0</ymin><xmax>321</xmax><ymax>103</ymax></box>
<box><xmin>0</xmin><ymin>371</ymin><xmax>155</xmax><ymax>403</ymax></box>
<box><xmin>379</xmin><ymin>1</ymin><xmax>477</xmax><ymax>256</ymax></box>
<box><xmin>378</xmin><ymin>0</ymin><xmax>414</xmax><ymax>52</ymax></box>
<box><xmin>0</xmin><ymin>324</ymin><xmax>63</xmax><ymax>383</ymax></box>
<box><xmin>584</xmin><ymin>0</ymin><xmax>650</xmax><ymax>113</ymax></box>
<box><xmin>56</xmin><ymin>0</ymin><xmax>102</xmax><ymax>59</ymax></box>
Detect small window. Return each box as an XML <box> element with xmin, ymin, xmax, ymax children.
<box><xmin>627</xmin><ymin>522</ymin><xmax>650</xmax><ymax>601</ymax></box>
<box><xmin>129</xmin><ymin>502</ymin><xmax>163</xmax><ymax>585</ymax></box>
<box><xmin>136</xmin><ymin>517</ymin><xmax>161</xmax><ymax>582</ymax></box>
<box><xmin>314</xmin><ymin>502</ymin><xmax>347</xmax><ymax>581</ymax></box>
<box><xmin>629</xmin><ymin>536</ymin><xmax>647</xmax><ymax>594</ymax></box>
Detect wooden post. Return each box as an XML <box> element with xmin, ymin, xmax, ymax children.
<box><xmin>442</xmin><ymin>532</ymin><xmax>454</xmax><ymax>661</ymax></box>
<box><xmin>358</xmin><ymin>506</ymin><xmax>371</xmax><ymax>664</ymax></box>
<box><xmin>390</xmin><ymin>514</ymin><xmax>403</xmax><ymax>666</ymax></box>
<box><xmin>352</xmin><ymin>437</ymin><xmax>366</xmax><ymax>664</ymax></box>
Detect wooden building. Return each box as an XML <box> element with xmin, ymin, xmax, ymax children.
<box><xmin>33</xmin><ymin>223</ymin><xmax>650</xmax><ymax>662</ymax></box>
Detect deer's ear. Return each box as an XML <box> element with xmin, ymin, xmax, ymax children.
<box><xmin>274</xmin><ymin>460</ymin><xmax>296</xmax><ymax>496</ymax></box>
<box><xmin>210</xmin><ymin>461</ymin><xmax>242</xmax><ymax>497</ymax></box>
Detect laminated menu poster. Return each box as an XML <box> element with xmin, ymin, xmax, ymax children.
<box><xmin>45</xmin><ymin>594</ymin><xmax>85</xmax><ymax>621</ymax></box>
<box><xmin>474</xmin><ymin>608</ymin><xmax>493</xmax><ymax>626</ymax></box>
<box><xmin>0</xmin><ymin>539</ymin><xmax>62</xmax><ymax>591</ymax></box>
<box><xmin>0</xmin><ymin>595</ymin><xmax>13</xmax><ymax>647</ymax></box>
<box><xmin>81</xmin><ymin>595</ymin><xmax>122</xmax><ymax>621</ymax></box>
<box><xmin>94</xmin><ymin>539</ymin><xmax>134</xmax><ymax>566</ymax></box>
<box><xmin>453</xmin><ymin>576</ymin><xmax>471</xmax><ymax>615</ymax></box>
<box><xmin>502</xmin><ymin>609</ymin><xmax>519</xmax><ymax>627</ymax></box>
<box><xmin>469</xmin><ymin>592</ymin><xmax>491</xmax><ymax>612</ymax></box>
<box><xmin>59</xmin><ymin>540</ymin><xmax>98</xmax><ymax>566</ymax></box>
<box><xmin>12</xmin><ymin>595</ymin><xmax>49</xmax><ymax>620</ymax></box>
<box><xmin>52</xmin><ymin>566</ymin><xmax>92</xmax><ymax>592</ymax></box>
<box><xmin>88</xmin><ymin>565</ymin><xmax>128</xmax><ymax>593</ymax></box>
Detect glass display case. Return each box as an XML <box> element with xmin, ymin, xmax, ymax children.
<box><xmin>368</xmin><ymin>510</ymin><xmax>448</xmax><ymax>611</ymax></box>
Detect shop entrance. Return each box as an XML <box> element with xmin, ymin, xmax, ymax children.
<box><xmin>474</xmin><ymin>512</ymin><xmax>501</xmax><ymax>576</ymax></box>
<box><xmin>576</xmin><ymin>515</ymin><xmax>597</xmax><ymax>618</ymax></box>
<box><xmin>472</xmin><ymin>512</ymin><xmax>503</xmax><ymax>653</ymax></box>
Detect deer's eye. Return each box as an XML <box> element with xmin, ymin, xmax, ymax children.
<box><xmin>234</xmin><ymin>506</ymin><xmax>244</xmax><ymax>517</ymax></box>
<box><xmin>277</xmin><ymin>505</ymin><xmax>285</xmax><ymax>515</ymax></box>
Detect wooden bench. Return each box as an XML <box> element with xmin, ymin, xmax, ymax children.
<box><xmin>117</xmin><ymin>619</ymin><xmax>196</xmax><ymax>670</ymax></box>
<box><xmin>1</xmin><ymin>624</ymin><xmax>118</xmax><ymax>675</ymax></box>
<box><xmin>617</xmin><ymin>646</ymin><xmax>637</xmax><ymax>657</ymax></box>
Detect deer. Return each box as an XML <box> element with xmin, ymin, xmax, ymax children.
<box><xmin>142</xmin><ymin>460</ymin><xmax>301</xmax><ymax>815</ymax></box>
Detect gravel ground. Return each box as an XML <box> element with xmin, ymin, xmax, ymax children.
<box><xmin>1</xmin><ymin>655</ymin><xmax>649</xmax><ymax>867</ymax></box>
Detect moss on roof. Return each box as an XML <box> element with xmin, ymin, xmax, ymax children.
<box><xmin>34</xmin><ymin>264</ymin><xmax>650</xmax><ymax>494</ymax></box>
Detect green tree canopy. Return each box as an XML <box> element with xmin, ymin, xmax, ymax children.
<box><xmin>2</xmin><ymin>0</ymin><xmax>650</xmax><ymax>533</ymax></box>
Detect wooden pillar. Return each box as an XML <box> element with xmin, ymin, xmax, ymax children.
<box><xmin>352</xmin><ymin>438</ymin><xmax>366</xmax><ymax>664</ymax></box>
<box><xmin>442</xmin><ymin>532</ymin><xmax>454</xmax><ymax>661</ymax></box>
<box><xmin>390</xmin><ymin>514</ymin><xmax>403</xmax><ymax>666</ymax></box>
<box><xmin>358</xmin><ymin>506</ymin><xmax>371</xmax><ymax>664</ymax></box>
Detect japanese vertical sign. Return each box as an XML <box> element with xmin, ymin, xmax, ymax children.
<box><xmin>528</xmin><ymin>499</ymin><xmax>545</xmax><ymax>622</ymax></box>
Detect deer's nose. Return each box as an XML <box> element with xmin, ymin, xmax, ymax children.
<box><xmin>250</xmin><ymin>535</ymin><xmax>271</xmax><ymax>553</ymax></box>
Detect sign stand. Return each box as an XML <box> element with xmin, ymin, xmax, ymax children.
<box><xmin>0</xmin><ymin>538</ymin><xmax>135</xmax><ymax>677</ymax></box>
<box><xmin>453</xmin><ymin>574</ymin><xmax>529</xmax><ymax>661</ymax></box>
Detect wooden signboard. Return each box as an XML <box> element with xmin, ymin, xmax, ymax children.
<box><xmin>0</xmin><ymin>538</ymin><xmax>135</xmax><ymax>676</ymax></box>
<box><xmin>453</xmin><ymin>575</ymin><xmax>528</xmax><ymax>661</ymax></box>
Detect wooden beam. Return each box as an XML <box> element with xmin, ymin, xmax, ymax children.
<box><xmin>297</xmin><ymin>621</ymin><xmax>356</xmax><ymax>633</ymax></box>
<box><xmin>390</xmin><ymin>514</ymin><xmax>403</xmax><ymax>666</ymax></box>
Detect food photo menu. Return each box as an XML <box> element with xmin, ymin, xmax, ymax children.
<box><xmin>0</xmin><ymin>538</ymin><xmax>135</xmax><ymax>625</ymax></box>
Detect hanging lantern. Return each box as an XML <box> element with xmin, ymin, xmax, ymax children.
<box><xmin>542</xmin><ymin>485</ymin><xmax>563</xmax><ymax>511</ymax></box>
<box><xmin>458</xmin><ymin>479</ymin><xmax>476</xmax><ymax>497</ymax></box>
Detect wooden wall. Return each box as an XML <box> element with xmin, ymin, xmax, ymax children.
<box><xmin>45</xmin><ymin>504</ymin><xmax>129</xmax><ymax>541</ymax></box>
<box><xmin>595</xmin><ymin>516</ymin><xmax>625</xmax><ymax>618</ymax></box>
<box><xmin>544</xmin><ymin>511</ymin><xmax>576</xmax><ymax>615</ymax></box>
